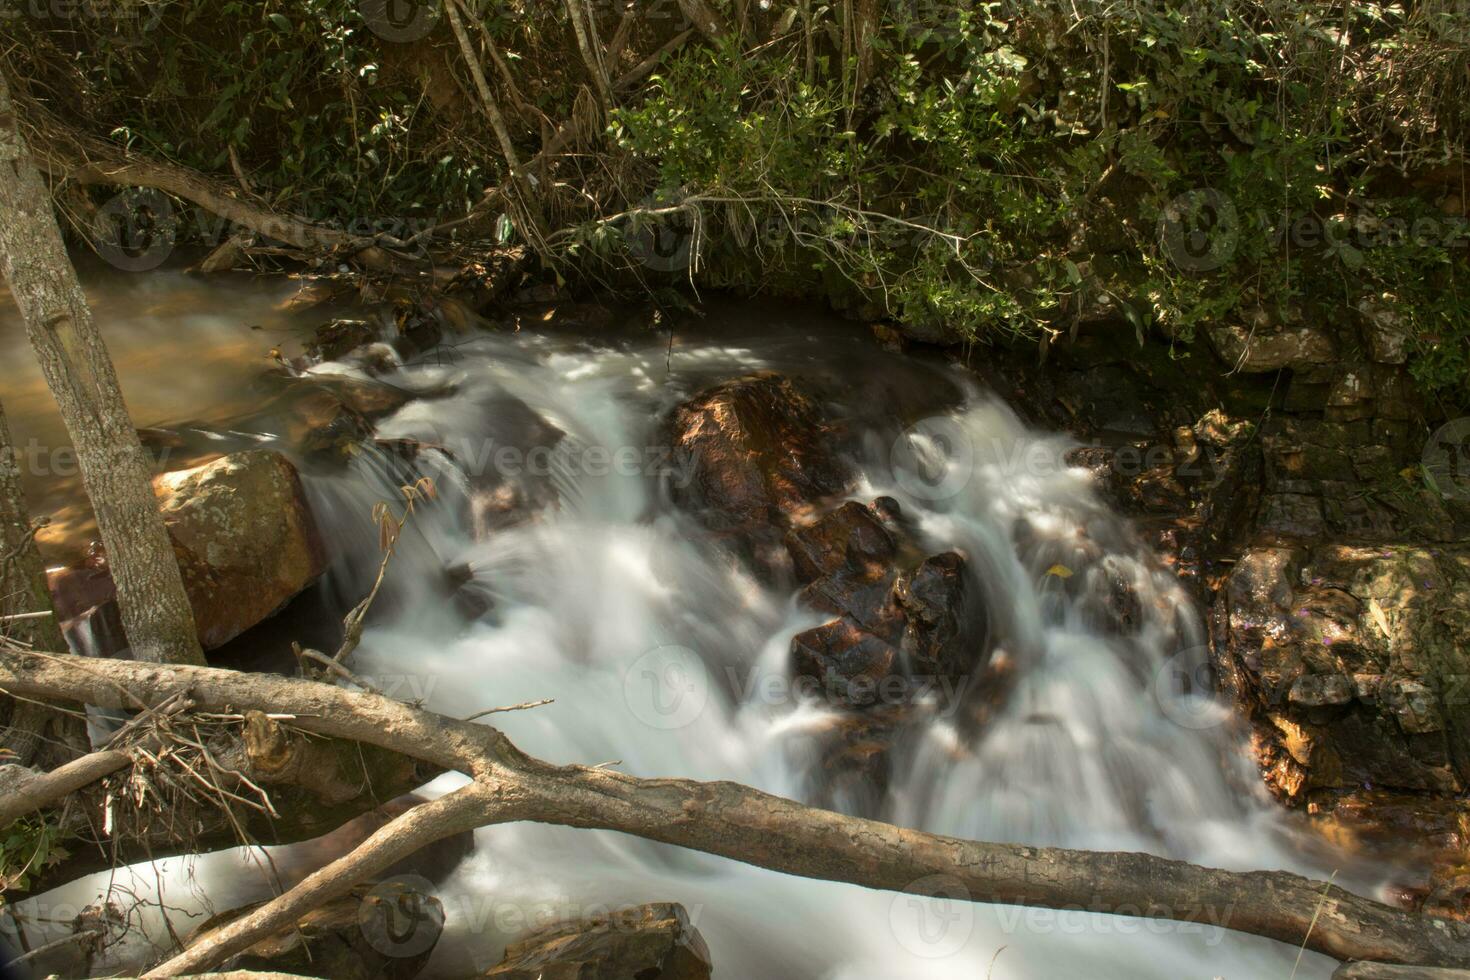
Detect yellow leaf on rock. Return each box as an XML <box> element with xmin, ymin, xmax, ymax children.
<box><xmin>1368</xmin><ymin>597</ymin><xmax>1391</xmax><ymax>639</ymax></box>
<box><xmin>1045</xmin><ymin>564</ymin><xmax>1073</xmax><ymax>579</ymax></box>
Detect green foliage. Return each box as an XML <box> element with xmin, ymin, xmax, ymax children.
<box><xmin>0</xmin><ymin>815</ymin><xmax>68</xmax><ymax>894</ymax></box>
<box><xmin>5</xmin><ymin>0</ymin><xmax>1469</xmax><ymax>405</ymax></box>
<box><xmin>21</xmin><ymin>0</ymin><xmax>493</xmax><ymax>221</ymax></box>
<box><xmin>605</xmin><ymin>0</ymin><xmax>1470</xmax><ymax>405</ymax></box>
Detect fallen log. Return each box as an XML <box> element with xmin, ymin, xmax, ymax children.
<box><xmin>1</xmin><ymin>649</ymin><xmax>1467</xmax><ymax>974</ymax></box>
<box><xmin>1335</xmin><ymin>965</ymin><xmax>1470</xmax><ymax>979</ymax></box>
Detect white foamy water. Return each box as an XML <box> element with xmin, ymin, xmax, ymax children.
<box><xmin>11</xmin><ymin>313</ymin><xmax>1353</xmax><ymax>978</ymax></box>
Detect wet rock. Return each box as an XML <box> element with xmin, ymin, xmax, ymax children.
<box><xmin>804</xmin><ymin>705</ymin><xmax>912</xmax><ymax>814</ymax></box>
<box><xmin>1326</xmin><ymin>366</ymin><xmax>1375</xmax><ymax>422</ymax></box>
<box><xmin>255</xmin><ymin>375</ymin><xmax>416</xmax><ymax>467</ymax></box>
<box><xmin>786</xmin><ymin>500</ymin><xmax>897</xmax><ymax>585</ymax></box>
<box><xmin>1258</xmin><ymin>493</ymin><xmax>1327</xmax><ymax>539</ymax></box>
<box><xmin>463</xmin><ymin>393</ymin><xmax>567</xmax><ymax>537</ymax></box>
<box><xmin>307</xmin><ymin>318</ymin><xmax>378</xmax><ymax>363</ymax></box>
<box><xmin>895</xmin><ymin>552</ymin><xmax>978</xmax><ymax>681</ymax></box>
<box><xmin>787</xmin><ymin>498</ymin><xmax>982</xmax><ymax>709</ymax></box>
<box><xmin>791</xmin><ymin>618</ymin><xmax>901</xmax><ymax>707</ymax></box>
<box><xmin>155</xmin><ymin>450</ymin><xmax>328</xmax><ymax>649</ymax></box>
<box><xmin>193</xmin><ymin>881</ymin><xmax>443</xmax><ymax>980</ymax></box>
<box><xmin>275</xmin><ymin>279</ymin><xmax>338</xmax><ymax>313</ymax></box>
<box><xmin>1212</xmin><ymin>544</ymin><xmax>1470</xmax><ymax>801</ymax></box>
<box><xmin>484</xmin><ymin>902</ymin><xmax>712</xmax><ymax>980</ymax></box>
<box><xmin>666</xmin><ymin>374</ymin><xmax>851</xmax><ymax>574</ymax></box>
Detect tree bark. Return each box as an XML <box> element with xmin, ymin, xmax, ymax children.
<box><xmin>0</xmin><ymin>70</ymin><xmax>205</xmax><ymax>667</ymax></box>
<box><xmin>3</xmin><ymin>650</ymin><xmax>1467</xmax><ymax>973</ymax></box>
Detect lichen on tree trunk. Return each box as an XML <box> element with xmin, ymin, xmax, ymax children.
<box><xmin>0</xmin><ymin>69</ymin><xmax>204</xmax><ymax>667</ymax></box>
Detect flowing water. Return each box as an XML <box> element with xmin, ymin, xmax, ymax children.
<box><xmin>4</xmin><ymin>288</ymin><xmax>1363</xmax><ymax>978</ymax></box>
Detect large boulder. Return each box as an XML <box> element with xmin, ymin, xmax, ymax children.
<box><xmin>484</xmin><ymin>902</ymin><xmax>712</xmax><ymax>980</ymax></box>
<box><xmin>665</xmin><ymin>373</ymin><xmax>851</xmax><ymax>575</ymax></box>
<box><xmin>47</xmin><ymin>450</ymin><xmax>327</xmax><ymax>656</ymax></box>
<box><xmin>154</xmin><ymin>450</ymin><xmax>327</xmax><ymax>649</ymax></box>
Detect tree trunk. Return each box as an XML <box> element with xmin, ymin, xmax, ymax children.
<box><xmin>4</xmin><ymin>650</ymin><xmax>1467</xmax><ymax>974</ymax></box>
<box><xmin>0</xmin><ymin>396</ymin><xmax>87</xmax><ymax>767</ymax></box>
<box><xmin>0</xmin><ymin>69</ymin><xmax>204</xmax><ymax>667</ymax></box>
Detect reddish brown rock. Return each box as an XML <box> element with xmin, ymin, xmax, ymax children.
<box><xmin>154</xmin><ymin>450</ymin><xmax>327</xmax><ymax>649</ymax></box>
<box><xmin>666</xmin><ymin>374</ymin><xmax>850</xmax><ymax>574</ymax></box>
<box><xmin>787</xmin><ymin>499</ymin><xmax>982</xmax><ymax>710</ymax></box>
<box><xmin>485</xmin><ymin>902</ymin><xmax>712</xmax><ymax>980</ymax></box>
<box><xmin>791</xmin><ymin>617</ymin><xmax>902</xmax><ymax>707</ymax></box>
<box><xmin>786</xmin><ymin>500</ymin><xmax>896</xmax><ymax>585</ymax></box>
<box><xmin>1212</xmin><ymin>544</ymin><xmax>1470</xmax><ymax>802</ymax></box>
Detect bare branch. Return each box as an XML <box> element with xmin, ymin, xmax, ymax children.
<box><xmin>4</xmin><ymin>650</ymin><xmax>1468</xmax><ymax>973</ymax></box>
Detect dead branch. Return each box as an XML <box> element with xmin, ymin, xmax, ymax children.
<box><xmin>564</xmin><ymin>0</ymin><xmax>614</xmax><ymax>112</ymax></box>
<box><xmin>0</xmin><ymin>748</ymin><xmax>131</xmax><ymax>826</ymax></box>
<box><xmin>3</xmin><ymin>650</ymin><xmax>1468</xmax><ymax>973</ymax></box>
<box><xmin>17</xmin><ymin>102</ymin><xmax>362</xmax><ymax>254</ymax></box>
<box><xmin>149</xmin><ymin>786</ymin><xmax>497</xmax><ymax>976</ymax></box>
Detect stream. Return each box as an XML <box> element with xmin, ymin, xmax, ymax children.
<box><xmin>3</xmin><ymin>277</ymin><xmax>1366</xmax><ymax>978</ymax></box>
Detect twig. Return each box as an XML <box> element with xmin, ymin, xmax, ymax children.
<box><xmin>0</xmin><ymin>611</ymin><xmax>51</xmax><ymax>623</ymax></box>
<box><xmin>2</xmin><ymin>929</ymin><xmax>102</xmax><ymax>970</ymax></box>
<box><xmin>462</xmin><ymin>698</ymin><xmax>553</xmax><ymax>722</ymax></box>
